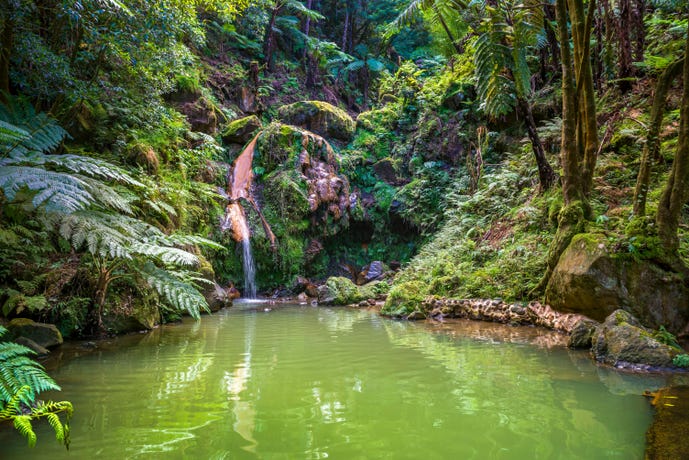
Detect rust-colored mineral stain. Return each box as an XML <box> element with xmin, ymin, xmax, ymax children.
<box><xmin>229</xmin><ymin>134</ymin><xmax>259</xmax><ymax>201</ymax></box>
<box><xmin>645</xmin><ymin>385</ymin><xmax>689</xmax><ymax>459</ymax></box>
<box><xmin>223</xmin><ymin>133</ymin><xmax>277</xmax><ymax>249</ymax></box>
<box><xmin>225</xmin><ymin>201</ymin><xmax>250</xmax><ymax>242</ymax></box>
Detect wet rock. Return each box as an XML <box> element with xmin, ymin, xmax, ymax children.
<box><xmin>205</xmin><ymin>282</ymin><xmax>234</xmax><ymax>312</ymax></box>
<box><xmin>7</xmin><ymin>318</ymin><xmax>63</xmax><ymax>349</ymax></box>
<box><xmin>292</xmin><ymin>276</ymin><xmax>311</xmax><ymax>294</ymax></box>
<box><xmin>14</xmin><ymin>336</ymin><xmax>50</xmax><ymax>356</ymax></box>
<box><xmin>277</xmin><ymin>100</ymin><xmax>356</xmax><ymax>142</ymax></box>
<box><xmin>545</xmin><ymin>233</ymin><xmax>689</xmax><ymax>333</ymax></box>
<box><xmin>305</xmin><ymin>283</ymin><xmax>320</xmax><ymax>298</ymax></box>
<box><xmin>592</xmin><ymin>310</ymin><xmax>679</xmax><ymax>368</ymax></box>
<box><xmin>221</xmin><ymin>115</ymin><xmax>262</xmax><ymax>144</ymax></box>
<box><xmin>361</xmin><ymin>261</ymin><xmax>387</xmax><ymax>284</ymax></box>
<box><xmin>567</xmin><ymin>319</ymin><xmax>599</xmax><ymax>349</ymax></box>
<box><xmin>238</xmin><ymin>87</ymin><xmax>258</xmax><ymax>113</ymax></box>
<box><xmin>373</xmin><ymin>159</ymin><xmax>399</xmax><ymax>184</ymax></box>
<box><xmin>406</xmin><ymin>310</ymin><xmax>426</xmax><ymax>321</ymax></box>
<box><xmin>297</xmin><ymin>292</ymin><xmax>308</xmax><ymax>302</ymax></box>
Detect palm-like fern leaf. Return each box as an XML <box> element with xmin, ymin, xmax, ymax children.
<box><xmin>139</xmin><ymin>264</ymin><xmax>210</xmax><ymax>319</ymax></box>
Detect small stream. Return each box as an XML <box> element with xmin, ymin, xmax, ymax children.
<box><xmin>0</xmin><ymin>303</ymin><xmax>670</xmax><ymax>459</ymax></box>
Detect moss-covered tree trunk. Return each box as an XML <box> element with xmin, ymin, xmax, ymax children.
<box><xmin>536</xmin><ymin>0</ymin><xmax>598</xmax><ymax>293</ymax></box>
<box><xmin>656</xmin><ymin>33</ymin><xmax>689</xmax><ymax>256</ymax></box>
<box><xmin>633</xmin><ymin>58</ymin><xmax>684</xmax><ymax>217</ymax></box>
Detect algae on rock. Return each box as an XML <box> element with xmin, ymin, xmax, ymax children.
<box><xmin>277</xmin><ymin>101</ymin><xmax>356</xmax><ymax>142</ymax></box>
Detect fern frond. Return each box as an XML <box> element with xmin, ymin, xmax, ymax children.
<box><xmin>0</xmin><ymin>165</ymin><xmax>94</xmax><ymax>212</ymax></box>
<box><xmin>13</xmin><ymin>415</ymin><xmax>37</xmax><ymax>447</ymax></box>
<box><xmin>0</xmin><ymin>98</ymin><xmax>67</xmax><ymax>157</ymax></box>
<box><xmin>139</xmin><ymin>264</ymin><xmax>209</xmax><ymax>319</ymax></box>
<box><xmin>132</xmin><ymin>243</ymin><xmax>200</xmax><ymax>266</ymax></box>
<box><xmin>165</xmin><ymin>233</ymin><xmax>225</xmax><ymax>250</ymax></box>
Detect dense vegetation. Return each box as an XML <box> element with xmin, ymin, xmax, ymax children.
<box><xmin>2</xmin><ymin>0</ymin><xmax>689</xmax><ymax>444</ymax></box>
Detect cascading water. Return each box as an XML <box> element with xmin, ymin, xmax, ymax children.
<box><xmin>238</xmin><ymin>219</ymin><xmax>257</xmax><ymax>299</ymax></box>
<box><xmin>221</xmin><ymin>133</ymin><xmax>276</xmax><ymax>299</ymax></box>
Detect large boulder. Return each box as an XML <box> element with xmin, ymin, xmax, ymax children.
<box><xmin>277</xmin><ymin>101</ymin><xmax>355</xmax><ymax>142</ymax></box>
<box><xmin>221</xmin><ymin>115</ymin><xmax>262</xmax><ymax>145</ymax></box>
<box><xmin>257</xmin><ymin>122</ymin><xmax>351</xmax><ymax>233</ymax></box>
<box><xmin>545</xmin><ymin>233</ymin><xmax>689</xmax><ymax>333</ymax></box>
<box><xmin>7</xmin><ymin>318</ymin><xmax>63</xmax><ymax>348</ymax></box>
<box><xmin>591</xmin><ymin>310</ymin><xmax>679</xmax><ymax>368</ymax></box>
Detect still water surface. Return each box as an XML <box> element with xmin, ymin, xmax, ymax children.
<box><xmin>1</xmin><ymin>303</ymin><xmax>667</xmax><ymax>459</ymax></box>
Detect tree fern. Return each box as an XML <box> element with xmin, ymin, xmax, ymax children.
<box><xmin>473</xmin><ymin>0</ymin><xmax>545</xmax><ymax>117</ymax></box>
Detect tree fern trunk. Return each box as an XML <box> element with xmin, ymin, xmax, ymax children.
<box><xmin>517</xmin><ymin>97</ymin><xmax>557</xmax><ymax>191</ymax></box>
<box><xmin>656</xmin><ymin>33</ymin><xmax>689</xmax><ymax>256</ymax></box>
<box><xmin>634</xmin><ymin>58</ymin><xmax>684</xmax><ymax>216</ymax></box>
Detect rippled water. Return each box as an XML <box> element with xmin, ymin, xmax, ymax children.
<box><xmin>1</xmin><ymin>303</ymin><xmax>666</xmax><ymax>459</ymax></box>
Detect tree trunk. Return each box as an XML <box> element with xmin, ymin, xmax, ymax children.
<box><xmin>0</xmin><ymin>3</ymin><xmax>14</xmax><ymax>97</ymax></box>
<box><xmin>536</xmin><ymin>0</ymin><xmax>598</xmax><ymax>294</ymax></box>
<box><xmin>656</xmin><ymin>33</ymin><xmax>689</xmax><ymax>256</ymax></box>
<box><xmin>633</xmin><ymin>58</ymin><xmax>684</xmax><ymax>216</ymax></box>
<box><xmin>263</xmin><ymin>5</ymin><xmax>281</xmax><ymax>72</ymax></box>
<box><xmin>633</xmin><ymin>0</ymin><xmax>645</xmax><ymax>65</ymax></box>
<box><xmin>302</xmin><ymin>0</ymin><xmax>313</xmax><ymax>61</ymax></box>
<box><xmin>617</xmin><ymin>0</ymin><xmax>634</xmax><ymax>93</ymax></box>
<box><xmin>544</xmin><ymin>3</ymin><xmax>560</xmax><ymax>78</ymax></box>
<box><xmin>433</xmin><ymin>7</ymin><xmax>463</xmax><ymax>55</ymax></box>
<box><xmin>557</xmin><ymin>0</ymin><xmax>582</xmax><ymax>206</ymax></box>
<box><xmin>341</xmin><ymin>4</ymin><xmax>350</xmax><ymax>53</ymax></box>
<box><xmin>517</xmin><ymin>97</ymin><xmax>557</xmax><ymax>191</ymax></box>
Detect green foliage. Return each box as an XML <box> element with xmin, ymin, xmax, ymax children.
<box><xmin>672</xmin><ymin>353</ymin><xmax>689</xmax><ymax>368</ymax></box>
<box><xmin>391</xmin><ymin>148</ymin><xmax>553</xmax><ymax>301</ymax></box>
<box><xmin>0</xmin><ymin>326</ymin><xmax>73</xmax><ymax>448</ymax></box>
<box><xmin>654</xmin><ymin>326</ymin><xmax>682</xmax><ymax>350</ymax></box>
<box><xmin>0</xmin><ymin>101</ymin><xmax>223</xmax><ymax>326</ymax></box>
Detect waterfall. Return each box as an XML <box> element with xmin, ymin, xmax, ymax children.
<box><xmin>238</xmin><ymin>218</ymin><xmax>257</xmax><ymax>299</ymax></box>
<box><xmin>222</xmin><ymin>133</ymin><xmax>276</xmax><ymax>299</ymax></box>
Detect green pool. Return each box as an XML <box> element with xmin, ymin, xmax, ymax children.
<box><xmin>1</xmin><ymin>302</ymin><xmax>665</xmax><ymax>459</ymax></box>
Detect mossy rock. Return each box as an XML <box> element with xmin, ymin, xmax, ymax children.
<box><xmin>320</xmin><ymin>277</ymin><xmax>366</xmax><ymax>305</ymax></box>
<box><xmin>545</xmin><ymin>232</ymin><xmax>689</xmax><ymax>333</ymax></box>
<box><xmin>277</xmin><ymin>101</ymin><xmax>355</xmax><ymax>142</ymax></box>
<box><xmin>7</xmin><ymin>318</ymin><xmax>63</xmax><ymax>349</ymax></box>
<box><xmin>221</xmin><ymin>115</ymin><xmax>262</xmax><ymax>144</ymax></box>
<box><xmin>591</xmin><ymin>310</ymin><xmax>679</xmax><ymax>368</ymax></box>
<box><xmin>381</xmin><ymin>281</ymin><xmax>426</xmax><ymax>318</ymax></box>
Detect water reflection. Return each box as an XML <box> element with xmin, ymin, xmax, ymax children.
<box><xmin>0</xmin><ymin>305</ymin><xmax>665</xmax><ymax>459</ymax></box>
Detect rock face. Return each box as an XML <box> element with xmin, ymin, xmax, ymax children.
<box><xmin>258</xmin><ymin>122</ymin><xmax>351</xmax><ymax>232</ymax></box>
<box><xmin>277</xmin><ymin>101</ymin><xmax>356</xmax><ymax>142</ymax></box>
<box><xmin>166</xmin><ymin>89</ymin><xmax>218</xmax><ymax>133</ymax></box>
<box><xmin>7</xmin><ymin>318</ymin><xmax>63</xmax><ymax>348</ymax></box>
<box><xmin>591</xmin><ymin>310</ymin><xmax>679</xmax><ymax>368</ymax></box>
<box><xmin>545</xmin><ymin>233</ymin><xmax>689</xmax><ymax>333</ymax></box>
<box><xmin>221</xmin><ymin>115</ymin><xmax>262</xmax><ymax>144</ymax></box>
